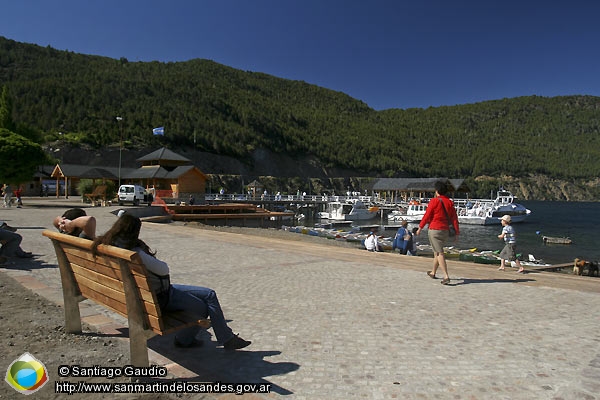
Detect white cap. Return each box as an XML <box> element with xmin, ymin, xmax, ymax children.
<box><xmin>117</xmin><ymin>210</ymin><xmax>126</xmax><ymax>218</ymax></box>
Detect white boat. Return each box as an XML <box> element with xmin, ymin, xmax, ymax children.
<box><xmin>387</xmin><ymin>209</ymin><xmax>405</xmax><ymax>222</ymax></box>
<box><xmin>455</xmin><ymin>189</ymin><xmax>531</xmax><ymax>225</ymax></box>
<box><xmin>387</xmin><ymin>201</ymin><xmax>428</xmax><ymax>223</ymax></box>
<box><xmin>319</xmin><ymin>200</ymin><xmax>379</xmax><ymax>221</ymax></box>
<box><xmin>405</xmin><ymin>202</ymin><xmax>428</xmax><ymax>222</ymax></box>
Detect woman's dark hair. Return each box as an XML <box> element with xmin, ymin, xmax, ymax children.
<box><xmin>435</xmin><ymin>180</ymin><xmax>449</xmax><ymax>196</ymax></box>
<box><xmin>91</xmin><ymin>214</ymin><xmax>154</xmax><ymax>256</ymax></box>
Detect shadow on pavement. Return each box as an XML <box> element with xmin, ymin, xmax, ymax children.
<box><xmin>147</xmin><ymin>331</ymin><xmax>299</xmax><ymax>395</ymax></box>
<box><xmin>1</xmin><ymin>257</ymin><xmax>58</xmax><ymax>271</ymax></box>
<box><xmin>451</xmin><ymin>278</ymin><xmax>536</xmax><ymax>286</ymax></box>
<box><xmin>83</xmin><ymin>326</ymin><xmax>299</xmax><ymax>394</ymax></box>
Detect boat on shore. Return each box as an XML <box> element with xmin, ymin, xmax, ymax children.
<box><xmin>542</xmin><ymin>236</ymin><xmax>572</xmax><ymax>245</ymax></box>
<box><xmin>282</xmin><ymin>225</ymin><xmax>563</xmax><ymax>269</ymax></box>
<box><xmin>455</xmin><ymin>189</ymin><xmax>531</xmax><ymax>225</ymax></box>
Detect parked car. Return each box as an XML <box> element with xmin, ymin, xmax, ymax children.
<box><xmin>118</xmin><ymin>185</ymin><xmax>152</xmax><ymax>206</ymax></box>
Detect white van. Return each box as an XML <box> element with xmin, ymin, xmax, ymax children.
<box><xmin>118</xmin><ymin>185</ymin><xmax>152</xmax><ymax>206</ymax></box>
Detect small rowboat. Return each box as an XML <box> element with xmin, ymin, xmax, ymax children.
<box><xmin>542</xmin><ymin>236</ymin><xmax>572</xmax><ymax>245</ymax></box>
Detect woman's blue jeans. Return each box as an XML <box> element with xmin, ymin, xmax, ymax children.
<box><xmin>164</xmin><ymin>284</ymin><xmax>234</xmax><ymax>346</ymax></box>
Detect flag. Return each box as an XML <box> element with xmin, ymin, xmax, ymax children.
<box><xmin>153</xmin><ymin>127</ymin><xmax>164</xmax><ymax>136</ymax></box>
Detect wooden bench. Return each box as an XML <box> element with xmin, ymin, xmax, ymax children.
<box><xmin>84</xmin><ymin>185</ymin><xmax>107</xmax><ymax>204</ymax></box>
<box><xmin>42</xmin><ymin>230</ymin><xmax>210</xmax><ymax>367</ymax></box>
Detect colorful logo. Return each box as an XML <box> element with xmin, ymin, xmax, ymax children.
<box><xmin>5</xmin><ymin>353</ymin><xmax>49</xmax><ymax>395</ymax></box>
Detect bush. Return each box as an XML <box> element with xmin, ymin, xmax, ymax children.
<box><xmin>77</xmin><ymin>179</ymin><xmax>116</xmax><ymax>203</ymax></box>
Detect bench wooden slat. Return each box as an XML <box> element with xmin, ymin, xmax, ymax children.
<box><xmin>68</xmin><ymin>255</ymin><xmax>152</xmax><ymax>292</ymax></box>
<box><xmin>77</xmin><ymin>284</ymin><xmax>165</xmax><ymax>335</ymax></box>
<box><xmin>57</xmin><ymin>241</ymin><xmax>142</xmax><ymax>266</ymax></box>
<box><xmin>43</xmin><ymin>231</ymin><xmax>141</xmax><ymax>262</ymax></box>
<box><xmin>63</xmin><ymin>245</ymin><xmax>148</xmax><ymax>276</ymax></box>
<box><xmin>71</xmin><ymin>264</ymin><xmax>161</xmax><ymax>326</ymax></box>
<box><xmin>63</xmin><ymin>244</ymin><xmax>143</xmax><ymax>269</ymax></box>
<box><xmin>42</xmin><ymin>229</ymin><xmax>211</xmax><ymax>366</ymax></box>
<box><xmin>71</xmin><ymin>264</ymin><xmax>159</xmax><ymax>308</ymax></box>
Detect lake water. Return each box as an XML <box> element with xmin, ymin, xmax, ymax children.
<box><xmin>306</xmin><ymin>200</ymin><xmax>600</xmax><ymax>265</ymax></box>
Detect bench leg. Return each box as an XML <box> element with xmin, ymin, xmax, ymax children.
<box><xmin>52</xmin><ymin>240</ymin><xmax>83</xmax><ymax>333</ymax></box>
<box><xmin>129</xmin><ymin>328</ymin><xmax>151</xmax><ymax>367</ymax></box>
<box><xmin>63</xmin><ymin>295</ymin><xmax>83</xmax><ymax>334</ymax></box>
<box><xmin>119</xmin><ymin>259</ymin><xmax>152</xmax><ymax>367</ymax></box>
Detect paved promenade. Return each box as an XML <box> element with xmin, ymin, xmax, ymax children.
<box><xmin>2</xmin><ymin>198</ymin><xmax>599</xmax><ymax>399</ymax></box>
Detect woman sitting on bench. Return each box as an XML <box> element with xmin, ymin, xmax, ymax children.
<box><xmin>91</xmin><ymin>214</ymin><xmax>251</xmax><ymax>350</ymax></box>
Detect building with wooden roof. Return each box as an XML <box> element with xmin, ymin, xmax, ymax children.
<box><xmin>41</xmin><ymin>147</ymin><xmax>207</xmax><ymax>199</ymax></box>
<box><xmin>124</xmin><ymin>147</ymin><xmax>208</xmax><ymax>197</ymax></box>
<box><xmin>372</xmin><ymin>178</ymin><xmax>470</xmax><ymax>202</ymax></box>
<box><xmin>48</xmin><ymin>164</ymin><xmax>135</xmax><ymax>198</ymax></box>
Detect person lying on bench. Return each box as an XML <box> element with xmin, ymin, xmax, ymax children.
<box><xmin>91</xmin><ymin>214</ymin><xmax>251</xmax><ymax>350</ymax></box>
<box><xmin>53</xmin><ymin>208</ymin><xmax>96</xmax><ymax>239</ymax></box>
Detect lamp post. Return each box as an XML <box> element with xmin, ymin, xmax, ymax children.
<box><xmin>116</xmin><ymin>116</ymin><xmax>123</xmax><ymax>188</ymax></box>
<box><xmin>57</xmin><ymin>132</ymin><xmax>68</xmax><ymax>198</ymax></box>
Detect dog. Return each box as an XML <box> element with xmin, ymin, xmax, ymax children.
<box><xmin>573</xmin><ymin>258</ymin><xmax>599</xmax><ymax>277</ymax></box>
<box><xmin>573</xmin><ymin>258</ymin><xmax>587</xmax><ymax>276</ymax></box>
<box><xmin>588</xmin><ymin>261</ymin><xmax>599</xmax><ymax>277</ymax></box>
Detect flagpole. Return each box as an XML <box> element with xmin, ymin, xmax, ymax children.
<box><xmin>116</xmin><ymin>116</ymin><xmax>123</xmax><ymax>187</ymax></box>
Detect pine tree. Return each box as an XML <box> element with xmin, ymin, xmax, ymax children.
<box><xmin>0</xmin><ymin>86</ymin><xmax>16</xmax><ymax>132</ymax></box>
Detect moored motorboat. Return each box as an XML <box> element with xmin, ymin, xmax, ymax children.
<box><xmin>455</xmin><ymin>189</ymin><xmax>531</xmax><ymax>225</ymax></box>
<box><xmin>405</xmin><ymin>201</ymin><xmax>428</xmax><ymax>223</ymax></box>
<box><xmin>387</xmin><ymin>201</ymin><xmax>427</xmax><ymax>223</ymax></box>
<box><xmin>319</xmin><ymin>200</ymin><xmax>379</xmax><ymax>221</ymax></box>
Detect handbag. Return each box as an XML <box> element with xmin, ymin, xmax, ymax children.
<box><xmin>438</xmin><ymin>198</ymin><xmax>457</xmax><ymax>237</ymax></box>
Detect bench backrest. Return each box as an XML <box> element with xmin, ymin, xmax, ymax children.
<box><xmin>42</xmin><ymin>230</ymin><xmax>166</xmax><ymax>334</ymax></box>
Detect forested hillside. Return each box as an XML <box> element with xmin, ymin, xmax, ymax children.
<box><xmin>1</xmin><ymin>36</ymin><xmax>600</xmax><ymax>189</ymax></box>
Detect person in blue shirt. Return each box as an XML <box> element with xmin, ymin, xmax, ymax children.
<box><xmin>497</xmin><ymin>215</ymin><xmax>525</xmax><ymax>273</ymax></box>
<box><xmin>392</xmin><ymin>219</ymin><xmax>411</xmax><ymax>255</ymax></box>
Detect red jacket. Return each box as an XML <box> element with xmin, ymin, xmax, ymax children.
<box><xmin>419</xmin><ymin>195</ymin><xmax>460</xmax><ymax>234</ymax></box>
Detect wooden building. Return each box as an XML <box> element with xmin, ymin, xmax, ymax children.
<box><xmin>372</xmin><ymin>178</ymin><xmax>470</xmax><ymax>203</ymax></box>
<box><xmin>124</xmin><ymin>147</ymin><xmax>208</xmax><ymax>198</ymax></box>
<box><xmin>36</xmin><ymin>147</ymin><xmax>207</xmax><ymax>200</ymax></box>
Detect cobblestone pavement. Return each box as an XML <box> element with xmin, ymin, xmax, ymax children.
<box><xmin>2</xmin><ymin>199</ymin><xmax>599</xmax><ymax>399</ymax></box>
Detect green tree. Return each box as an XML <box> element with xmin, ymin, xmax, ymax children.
<box><xmin>0</xmin><ymin>86</ymin><xmax>16</xmax><ymax>132</ymax></box>
<box><xmin>0</xmin><ymin>128</ymin><xmax>49</xmax><ymax>183</ymax></box>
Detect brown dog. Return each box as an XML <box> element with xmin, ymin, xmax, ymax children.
<box><xmin>573</xmin><ymin>258</ymin><xmax>587</xmax><ymax>275</ymax></box>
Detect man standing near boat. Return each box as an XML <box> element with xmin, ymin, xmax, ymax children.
<box><xmin>416</xmin><ymin>180</ymin><xmax>460</xmax><ymax>285</ymax></box>
<box><xmin>392</xmin><ymin>219</ymin><xmax>411</xmax><ymax>255</ymax></box>
<box><xmin>497</xmin><ymin>215</ymin><xmax>525</xmax><ymax>273</ymax></box>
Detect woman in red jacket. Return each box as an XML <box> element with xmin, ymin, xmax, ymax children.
<box><xmin>416</xmin><ymin>180</ymin><xmax>460</xmax><ymax>285</ymax></box>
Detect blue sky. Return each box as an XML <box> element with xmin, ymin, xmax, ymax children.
<box><xmin>2</xmin><ymin>1</ymin><xmax>599</xmax><ymax>110</ymax></box>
